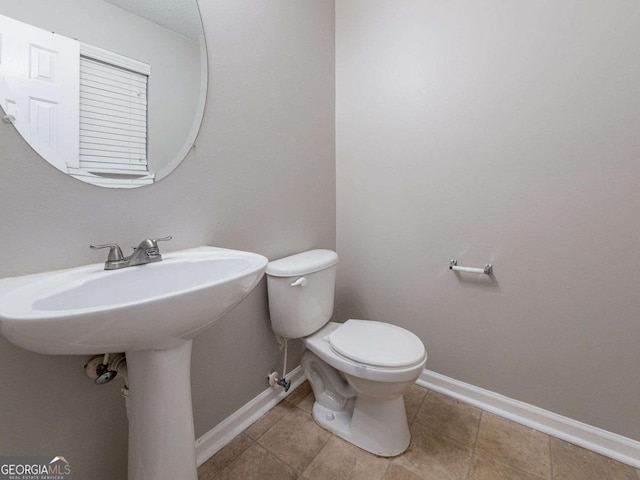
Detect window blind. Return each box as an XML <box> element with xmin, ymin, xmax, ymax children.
<box><xmin>79</xmin><ymin>55</ymin><xmax>149</xmax><ymax>175</ymax></box>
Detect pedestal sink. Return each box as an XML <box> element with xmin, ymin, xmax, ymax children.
<box><xmin>0</xmin><ymin>246</ymin><xmax>269</xmax><ymax>480</ymax></box>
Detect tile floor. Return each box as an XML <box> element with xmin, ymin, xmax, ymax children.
<box><xmin>198</xmin><ymin>382</ymin><xmax>640</xmax><ymax>480</ymax></box>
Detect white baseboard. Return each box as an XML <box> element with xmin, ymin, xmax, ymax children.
<box><xmin>195</xmin><ymin>366</ymin><xmax>306</xmax><ymax>467</ymax></box>
<box><xmin>418</xmin><ymin>369</ymin><xmax>640</xmax><ymax>468</ymax></box>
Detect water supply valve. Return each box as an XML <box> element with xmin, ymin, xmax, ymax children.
<box><xmin>268</xmin><ymin>371</ymin><xmax>291</xmax><ymax>392</ymax></box>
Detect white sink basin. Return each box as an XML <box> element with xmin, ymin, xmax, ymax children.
<box><xmin>0</xmin><ymin>245</ymin><xmax>269</xmax><ymax>480</ymax></box>
<box><xmin>0</xmin><ymin>246</ymin><xmax>268</xmax><ymax>355</ymax></box>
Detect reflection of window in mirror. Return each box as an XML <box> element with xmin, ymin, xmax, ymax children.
<box><xmin>73</xmin><ymin>45</ymin><xmax>153</xmax><ymax>187</ymax></box>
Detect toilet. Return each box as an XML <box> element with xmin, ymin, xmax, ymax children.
<box><xmin>266</xmin><ymin>249</ymin><xmax>427</xmax><ymax>456</ymax></box>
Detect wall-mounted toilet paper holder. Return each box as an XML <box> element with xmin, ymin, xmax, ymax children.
<box><xmin>449</xmin><ymin>259</ymin><xmax>493</xmax><ymax>276</ymax></box>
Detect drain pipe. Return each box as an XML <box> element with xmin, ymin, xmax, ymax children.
<box><xmin>85</xmin><ymin>353</ymin><xmax>130</xmax><ymax>419</ymax></box>
<box><xmin>85</xmin><ymin>353</ymin><xmax>128</xmax><ymax>390</ymax></box>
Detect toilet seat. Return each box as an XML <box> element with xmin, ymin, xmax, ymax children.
<box><xmin>328</xmin><ymin>319</ymin><xmax>425</xmax><ymax>368</ymax></box>
<box><xmin>303</xmin><ymin>322</ymin><xmax>427</xmax><ymax>383</ymax></box>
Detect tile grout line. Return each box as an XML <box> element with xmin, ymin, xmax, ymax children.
<box><xmin>262</xmin><ymin>443</ymin><xmax>302</xmax><ymax>479</ymax></box>
<box><xmin>256</xmin><ymin>403</ymin><xmax>297</xmax><ymax>442</ymax></box>
<box><xmin>379</xmin><ymin>462</ymin><xmax>393</xmax><ymax>480</ymax></box>
<box><xmin>470</xmin><ymin>414</ymin><xmax>553</xmax><ymax>480</ymax></box>
<box><xmin>250</xmin><ymin>406</ymin><xmax>310</xmax><ymax>477</ymax></box>
<box><xmin>466</xmin><ymin>410</ymin><xmax>485</xmax><ymax>480</ymax></box>
<box><xmin>455</xmin><ymin>400</ymin><xmax>552</xmax><ymax>480</ymax></box>
<box><xmin>208</xmin><ymin>435</ymin><xmax>257</xmax><ymax>480</ymax></box>
<box><xmin>471</xmin><ymin>451</ymin><xmax>550</xmax><ymax>480</ymax></box>
<box><xmin>411</xmin><ymin>388</ymin><xmax>431</xmax><ymax>425</ymax></box>
<box><xmin>256</xmin><ymin>404</ymin><xmax>333</xmax><ymax>479</ymax></box>
<box><xmin>208</xmin><ymin>400</ymin><xmax>304</xmax><ymax>479</ymax></box>
<box><xmin>549</xmin><ymin>435</ymin><xmax>555</xmax><ymax>480</ymax></box>
<box><xmin>298</xmin><ymin>424</ymin><xmax>334</xmax><ymax>478</ymax></box>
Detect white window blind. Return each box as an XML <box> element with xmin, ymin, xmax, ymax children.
<box><xmin>79</xmin><ymin>51</ymin><xmax>150</xmax><ymax>176</ymax></box>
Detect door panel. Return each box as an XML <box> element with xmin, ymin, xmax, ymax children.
<box><xmin>0</xmin><ymin>15</ymin><xmax>79</xmax><ymax>171</ymax></box>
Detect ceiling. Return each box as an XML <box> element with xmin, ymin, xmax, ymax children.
<box><xmin>104</xmin><ymin>0</ymin><xmax>203</xmax><ymax>41</ymax></box>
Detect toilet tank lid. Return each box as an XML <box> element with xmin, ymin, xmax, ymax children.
<box><xmin>266</xmin><ymin>249</ymin><xmax>338</xmax><ymax>277</ymax></box>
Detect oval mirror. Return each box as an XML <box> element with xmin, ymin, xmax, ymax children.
<box><xmin>0</xmin><ymin>0</ymin><xmax>207</xmax><ymax>188</ymax></box>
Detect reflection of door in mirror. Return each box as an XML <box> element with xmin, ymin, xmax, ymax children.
<box><xmin>0</xmin><ymin>15</ymin><xmax>80</xmax><ymax>172</ymax></box>
<box><xmin>0</xmin><ymin>14</ymin><xmax>153</xmax><ymax>187</ymax></box>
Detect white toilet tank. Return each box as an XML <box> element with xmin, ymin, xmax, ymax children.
<box><xmin>266</xmin><ymin>250</ymin><xmax>338</xmax><ymax>339</ymax></box>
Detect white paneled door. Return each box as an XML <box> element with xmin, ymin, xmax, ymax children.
<box><xmin>0</xmin><ymin>14</ymin><xmax>79</xmax><ymax>171</ymax></box>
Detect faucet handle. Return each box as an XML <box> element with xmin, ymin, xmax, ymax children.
<box><xmin>90</xmin><ymin>243</ymin><xmax>125</xmax><ymax>261</ymax></box>
<box><xmin>129</xmin><ymin>236</ymin><xmax>172</xmax><ymax>266</ymax></box>
<box><xmin>134</xmin><ymin>235</ymin><xmax>172</xmax><ymax>250</ymax></box>
<box><xmin>91</xmin><ymin>243</ymin><xmax>127</xmax><ymax>270</ymax></box>
<box><xmin>152</xmin><ymin>235</ymin><xmax>172</xmax><ymax>245</ymax></box>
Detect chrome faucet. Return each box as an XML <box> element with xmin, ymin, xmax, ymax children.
<box><xmin>91</xmin><ymin>236</ymin><xmax>172</xmax><ymax>270</ymax></box>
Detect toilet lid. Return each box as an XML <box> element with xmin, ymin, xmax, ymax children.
<box><xmin>328</xmin><ymin>319</ymin><xmax>425</xmax><ymax>368</ymax></box>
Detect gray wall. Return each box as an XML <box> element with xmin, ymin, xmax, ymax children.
<box><xmin>336</xmin><ymin>0</ymin><xmax>640</xmax><ymax>441</ymax></box>
<box><xmin>0</xmin><ymin>1</ymin><xmax>335</xmax><ymax>478</ymax></box>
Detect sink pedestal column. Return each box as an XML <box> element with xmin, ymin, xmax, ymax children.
<box><xmin>126</xmin><ymin>340</ymin><xmax>197</xmax><ymax>480</ymax></box>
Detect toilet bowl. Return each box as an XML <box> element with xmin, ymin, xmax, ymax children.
<box><xmin>266</xmin><ymin>250</ymin><xmax>427</xmax><ymax>456</ymax></box>
<box><xmin>301</xmin><ymin>320</ymin><xmax>426</xmax><ymax>456</ymax></box>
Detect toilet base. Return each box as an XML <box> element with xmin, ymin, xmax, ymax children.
<box><xmin>311</xmin><ymin>393</ymin><xmax>410</xmax><ymax>457</ymax></box>
<box><xmin>301</xmin><ymin>349</ymin><xmax>413</xmax><ymax>457</ymax></box>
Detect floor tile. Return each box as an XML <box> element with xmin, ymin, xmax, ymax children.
<box><xmin>296</xmin><ymin>392</ymin><xmax>315</xmax><ymax>414</ymax></box>
<box><xmin>475</xmin><ymin>413</ymin><xmax>551</xmax><ymax>479</ymax></box>
<box><xmin>551</xmin><ymin>437</ymin><xmax>638</xmax><ymax>480</ymax></box>
<box><xmin>404</xmin><ymin>385</ymin><xmax>428</xmax><ymax>425</ymax></box>
<box><xmin>414</xmin><ymin>391</ymin><xmax>481</xmax><ymax>446</ymax></box>
<box><xmin>469</xmin><ymin>452</ymin><xmax>546</xmax><ymax>480</ymax></box>
<box><xmin>258</xmin><ymin>408</ymin><xmax>331</xmax><ymax>471</ymax></box>
<box><xmin>284</xmin><ymin>381</ymin><xmax>313</xmax><ymax>406</ymax></box>
<box><xmin>382</xmin><ymin>464</ymin><xmax>424</xmax><ymax>480</ymax></box>
<box><xmin>245</xmin><ymin>401</ymin><xmax>295</xmax><ymax>440</ymax></box>
<box><xmin>213</xmin><ymin>443</ymin><xmax>297</xmax><ymax>480</ymax></box>
<box><xmin>197</xmin><ymin>433</ymin><xmax>253</xmax><ymax>480</ymax></box>
<box><xmin>303</xmin><ymin>435</ymin><xmax>389</xmax><ymax>480</ymax></box>
<box><xmin>393</xmin><ymin>421</ymin><xmax>474</xmax><ymax>480</ymax></box>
